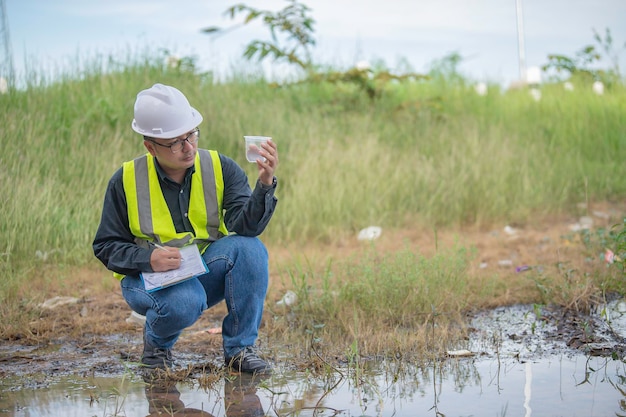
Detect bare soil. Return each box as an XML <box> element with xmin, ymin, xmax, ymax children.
<box><xmin>1</xmin><ymin>202</ymin><xmax>625</xmax><ymax>387</ymax></box>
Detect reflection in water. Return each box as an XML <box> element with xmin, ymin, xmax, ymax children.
<box><xmin>145</xmin><ymin>381</ymin><xmax>214</xmax><ymax>417</ymax></box>
<box><xmin>223</xmin><ymin>375</ymin><xmax>265</xmax><ymax>417</ymax></box>
<box><xmin>524</xmin><ymin>361</ymin><xmax>532</xmax><ymax>417</ymax></box>
<box><xmin>143</xmin><ymin>374</ymin><xmax>266</xmax><ymax>417</ymax></box>
<box><xmin>3</xmin><ymin>355</ymin><xmax>626</xmax><ymax>416</ymax></box>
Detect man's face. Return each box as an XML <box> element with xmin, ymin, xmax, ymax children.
<box><xmin>144</xmin><ymin>129</ymin><xmax>199</xmax><ymax>171</ymax></box>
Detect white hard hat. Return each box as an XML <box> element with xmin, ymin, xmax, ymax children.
<box><xmin>131</xmin><ymin>83</ymin><xmax>203</xmax><ymax>139</ymax></box>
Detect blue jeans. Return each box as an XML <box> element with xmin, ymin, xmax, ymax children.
<box><xmin>120</xmin><ymin>235</ymin><xmax>269</xmax><ymax>358</ymax></box>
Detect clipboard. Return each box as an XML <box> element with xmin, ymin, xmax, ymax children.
<box><xmin>140</xmin><ymin>244</ymin><xmax>209</xmax><ymax>292</ymax></box>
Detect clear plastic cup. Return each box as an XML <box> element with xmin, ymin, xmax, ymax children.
<box><xmin>244</xmin><ymin>136</ymin><xmax>270</xmax><ymax>162</ymax></box>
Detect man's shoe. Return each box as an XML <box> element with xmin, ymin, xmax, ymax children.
<box><xmin>225</xmin><ymin>347</ymin><xmax>272</xmax><ymax>374</ymax></box>
<box><xmin>142</xmin><ymin>329</ymin><xmax>173</xmax><ymax>369</ymax></box>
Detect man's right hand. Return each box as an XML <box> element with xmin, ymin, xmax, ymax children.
<box><xmin>150</xmin><ymin>247</ymin><xmax>182</xmax><ymax>272</ymax></box>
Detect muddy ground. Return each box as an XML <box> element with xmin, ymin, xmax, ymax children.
<box><xmin>1</xmin><ymin>202</ymin><xmax>625</xmax><ymax>388</ymax></box>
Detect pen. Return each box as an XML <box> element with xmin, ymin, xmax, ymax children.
<box><xmin>151</xmin><ymin>242</ymin><xmax>170</xmax><ymax>252</ymax></box>
<box><xmin>152</xmin><ymin>242</ymin><xmax>184</xmax><ymax>261</ymax></box>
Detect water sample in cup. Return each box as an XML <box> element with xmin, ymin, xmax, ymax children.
<box><xmin>244</xmin><ymin>136</ymin><xmax>270</xmax><ymax>162</ymax></box>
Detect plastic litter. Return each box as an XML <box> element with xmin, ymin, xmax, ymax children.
<box><xmin>125</xmin><ymin>311</ymin><xmax>146</xmax><ymax>326</ymax></box>
<box><xmin>474</xmin><ymin>82</ymin><xmax>487</xmax><ymax>96</ymax></box>
<box><xmin>569</xmin><ymin>216</ymin><xmax>594</xmax><ymax>231</ymax></box>
<box><xmin>357</xmin><ymin>226</ymin><xmax>382</xmax><ymax>241</ymax></box>
<box><xmin>35</xmin><ymin>249</ymin><xmax>61</xmax><ymax>261</ymax></box>
<box><xmin>593</xmin><ymin>210</ymin><xmax>609</xmax><ymax>220</ymax></box>
<box><xmin>526</xmin><ymin>66</ymin><xmax>542</xmax><ymax>85</ymax></box>
<box><xmin>605</xmin><ymin>249</ymin><xmax>621</xmax><ymax>264</ymax></box>
<box><xmin>529</xmin><ymin>88</ymin><xmax>541</xmax><ymax>101</ymax></box>
<box><xmin>276</xmin><ymin>290</ymin><xmax>298</xmax><ymax>307</ymax></box>
<box><xmin>503</xmin><ymin>225</ymin><xmax>517</xmax><ymax>236</ymax></box>
<box><xmin>447</xmin><ymin>349</ymin><xmax>474</xmax><ymax>357</ymax></box>
<box><xmin>39</xmin><ymin>296</ymin><xmax>80</xmax><ymax>309</ymax></box>
<box><xmin>593</xmin><ymin>81</ymin><xmax>604</xmax><ymax>95</ymax></box>
<box><xmin>355</xmin><ymin>60</ymin><xmax>370</xmax><ymax>71</ymax></box>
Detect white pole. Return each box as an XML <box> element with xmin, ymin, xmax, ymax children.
<box><xmin>515</xmin><ymin>0</ymin><xmax>526</xmax><ymax>82</ymax></box>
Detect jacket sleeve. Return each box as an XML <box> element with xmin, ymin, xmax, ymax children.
<box><xmin>92</xmin><ymin>168</ymin><xmax>154</xmax><ymax>277</ymax></box>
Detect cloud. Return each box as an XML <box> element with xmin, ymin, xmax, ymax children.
<box><xmin>53</xmin><ymin>0</ymin><xmax>220</xmax><ymax>35</ymax></box>
<box><xmin>312</xmin><ymin>0</ymin><xmax>517</xmax><ymax>40</ymax></box>
<box><xmin>56</xmin><ymin>0</ymin><xmax>167</xmax><ymax>18</ymax></box>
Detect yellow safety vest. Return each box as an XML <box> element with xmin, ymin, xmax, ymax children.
<box><xmin>114</xmin><ymin>149</ymin><xmax>228</xmax><ymax>279</ymax></box>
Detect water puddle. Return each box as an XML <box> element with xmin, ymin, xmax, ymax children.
<box><xmin>2</xmin><ymin>355</ymin><xmax>625</xmax><ymax>416</ymax></box>
<box><xmin>2</xmin><ymin>300</ymin><xmax>626</xmax><ymax>416</ymax></box>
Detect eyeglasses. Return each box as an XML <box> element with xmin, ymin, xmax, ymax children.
<box><xmin>148</xmin><ymin>129</ymin><xmax>200</xmax><ymax>154</ymax></box>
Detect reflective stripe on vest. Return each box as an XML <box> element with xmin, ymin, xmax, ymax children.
<box><xmin>115</xmin><ymin>149</ymin><xmax>228</xmax><ymax>279</ymax></box>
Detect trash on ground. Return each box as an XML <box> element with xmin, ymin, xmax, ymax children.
<box><xmin>125</xmin><ymin>311</ymin><xmax>146</xmax><ymax>326</ymax></box>
<box><xmin>39</xmin><ymin>296</ymin><xmax>80</xmax><ymax>309</ymax></box>
<box><xmin>276</xmin><ymin>290</ymin><xmax>298</xmax><ymax>307</ymax></box>
<box><xmin>592</xmin><ymin>210</ymin><xmax>609</xmax><ymax>220</ymax></box>
<box><xmin>357</xmin><ymin>226</ymin><xmax>382</xmax><ymax>241</ymax></box>
<box><xmin>503</xmin><ymin>225</ymin><xmax>518</xmax><ymax>236</ymax></box>
<box><xmin>35</xmin><ymin>249</ymin><xmax>61</xmax><ymax>261</ymax></box>
<box><xmin>605</xmin><ymin>249</ymin><xmax>621</xmax><ymax>264</ymax></box>
<box><xmin>447</xmin><ymin>349</ymin><xmax>474</xmax><ymax>357</ymax></box>
<box><xmin>569</xmin><ymin>216</ymin><xmax>594</xmax><ymax>231</ymax></box>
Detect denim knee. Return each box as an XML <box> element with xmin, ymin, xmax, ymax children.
<box><xmin>121</xmin><ymin>276</ymin><xmax>207</xmax><ymax>328</ymax></box>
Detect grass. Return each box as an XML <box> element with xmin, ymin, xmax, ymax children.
<box><xmin>1</xmin><ymin>50</ymin><xmax>625</xmax><ymax>361</ymax></box>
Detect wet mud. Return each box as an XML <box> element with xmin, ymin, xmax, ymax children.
<box><xmin>468</xmin><ymin>296</ymin><xmax>626</xmax><ymax>360</ymax></box>
<box><xmin>0</xmin><ymin>296</ymin><xmax>234</xmax><ymax>391</ymax></box>
<box><xmin>2</xmin><ymin>297</ymin><xmax>625</xmax><ymax>392</ymax></box>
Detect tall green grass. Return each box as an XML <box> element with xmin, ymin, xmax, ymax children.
<box><xmin>1</xmin><ymin>52</ymin><xmax>625</xmax><ymax>322</ymax></box>
<box><xmin>273</xmin><ymin>239</ymin><xmax>544</xmax><ymax>359</ymax></box>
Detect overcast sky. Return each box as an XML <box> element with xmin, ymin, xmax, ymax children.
<box><xmin>5</xmin><ymin>0</ymin><xmax>626</xmax><ymax>86</ymax></box>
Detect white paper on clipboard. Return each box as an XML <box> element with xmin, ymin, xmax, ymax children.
<box><xmin>141</xmin><ymin>244</ymin><xmax>208</xmax><ymax>292</ymax></box>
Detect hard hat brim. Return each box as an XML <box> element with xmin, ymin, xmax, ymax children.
<box><xmin>131</xmin><ymin>107</ymin><xmax>203</xmax><ymax>139</ymax></box>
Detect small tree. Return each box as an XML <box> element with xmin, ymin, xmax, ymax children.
<box><xmin>202</xmin><ymin>1</ymin><xmax>426</xmax><ymax>101</ymax></box>
<box><xmin>202</xmin><ymin>0</ymin><xmax>316</xmax><ymax>73</ymax></box>
<box><xmin>542</xmin><ymin>28</ymin><xmax>625</xmax><ymax>85</ymax></box>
